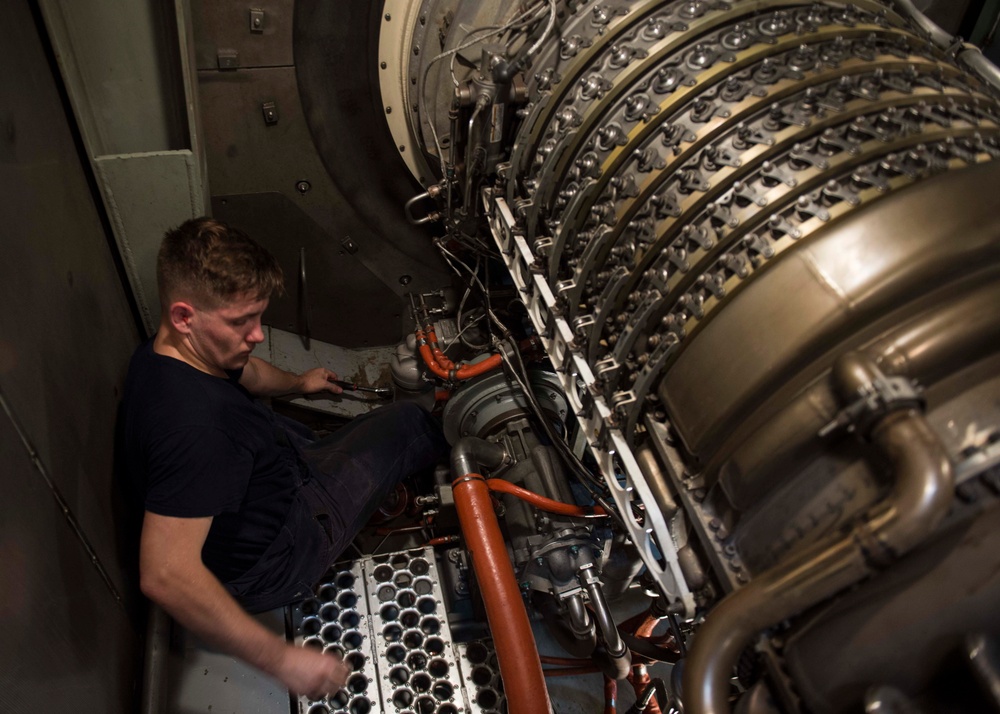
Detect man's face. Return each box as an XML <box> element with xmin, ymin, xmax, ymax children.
<box><xmin>187</xmin><ymin>293</ymin><xmax>269</xmax><ymax>373</ymax></box>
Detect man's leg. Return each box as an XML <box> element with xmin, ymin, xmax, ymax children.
<box><xmin>299</xmin><ymin>402</ymin><xmax>448</xmax><ymax>557</ymax></box>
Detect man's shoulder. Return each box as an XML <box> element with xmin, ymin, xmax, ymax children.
<box><xmin>124</xmin><ymin>340</ymin><xmax>246</xmax><ymax>429</ymax></box>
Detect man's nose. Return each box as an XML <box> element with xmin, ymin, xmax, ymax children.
<box><xmin>247</xmin><ymin>321</ymin><xmax>265</xmax><ymax>344</ymax></box>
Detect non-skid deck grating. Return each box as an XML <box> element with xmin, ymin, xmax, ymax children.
<box><xmin>291</xmin><ymin>548</ymin><xmax>506</xmax><ymax>714</ymax></box>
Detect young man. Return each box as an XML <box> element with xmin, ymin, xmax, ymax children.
<box><xmin>122</xmin><ymin>217</ymin><xmax>445</xmax><ymax>699</ymax></box>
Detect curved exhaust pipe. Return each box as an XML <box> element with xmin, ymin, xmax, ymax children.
<box><xmin>682</xmin><ymin>352</ymin><xmax>954</xmax><ymax>714</ymax></box>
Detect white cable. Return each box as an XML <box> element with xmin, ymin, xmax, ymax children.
<box><xmin>523</xmin><ymin>0</ymin><xmax>557</xmax><ymax>62</ymax></box>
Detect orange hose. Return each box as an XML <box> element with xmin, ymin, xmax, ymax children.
<box><xmin>455</xmin><ymin>353</ymin><xmax>502</xmax><ymax>378</ymax></box>
<box><xmin>487</xmin><ymin>479</ymin><xmax>607</xmax><ymax>517</ymax></box>
<box><xmin>417</xmin><ymin>329</ymin><xmax>503</xmax><ymax>380</ymax></box>
<box><xmin>629</xmin><ymin>664</ymin><xmax>663</xmax><ymax>714</ymax></box>
<box><xmin>605</xmin><ymin>676</ymin><xmax>618</xmax><ymax>714</ymax></box>
<box><xmin>418</xmin><ymin>343</ymin><xmax>451</xmax><ymax>379</ymax></box>
<box><xmin>630</xmin><ymin>614</ymin><xmax>665</xmax><ymax>714</ymax></box>
<box><xmin>452</xmin><ymin>473</ymin><xmax>551</xmax><ymax>714</ymax></box>
<box><xmin>425</xmin><ymin>326</ymin><xmax>455</xmax><ymax>369</ymax></box>
<box><xmin>636</xmin><ymin>614</ymin><xmax>658</xmax><ymax>638</ymax></box>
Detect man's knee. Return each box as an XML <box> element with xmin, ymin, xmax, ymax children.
<box><xmin>379</xmin><ymin>401</ymin><xmax>439</xmax><ymax>435</ymax></box>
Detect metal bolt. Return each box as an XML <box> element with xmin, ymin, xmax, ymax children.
<box><xmin>296</xmin><ymin>180</ymin><xmax>311</xmax><ymax>194</ymax></box>
<box><xmin>385</xmin><ymin>106</ymin><xmax>392</xmax><ymax>114</ymax></box>
<box><xmin>384</xmin><ymin>13</ymin><xmax>391</xmax><ymax>20</ymax></box>
<box><xmin>381</xmin><ymin>61</ymin><xmax>387</xmax><ymax>69</ymax></box>
<box><xmin>399</xmin><ymin>274</ymin><xmax>412</xmax><ymax>286</ymax></box>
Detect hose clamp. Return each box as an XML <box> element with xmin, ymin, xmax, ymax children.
<box><xmin>819</xmin><ymin>375</ymin><xmax>925</xmax><ymax>440</ymax></box>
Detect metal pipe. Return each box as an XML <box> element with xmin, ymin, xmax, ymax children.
<box><xmin>450</xmin><ymin>436</ymin><xmax>507</xmax><ymax>479</ymax></box>
<box><xmin>566</xmin><ymin>592</ymin><xmax>593</xmax><ymax>638</ymax></box>
<box><xmin>636</xmin><ymin>443</ymin><xmax>677</xmax><ymax>518</ymax></box>
<box><xmin>140</xmin><ymin>603</ymin><xmax>170</xmax><ymax>714</ymax></box>
<box><xmin>892</xmin><ymin>0</ymin><xmax>1000</xmax><ymax>91</ymax></box>
<box><xmin>452</xmin><ymin>471</ymin><xmax>552</xmax><ymax>713</ymax></box>
<box><xmin>891</xmin><ymin>0</ymin><xmax>955</xmax><ymax>47</ymax></box>
<box><xmin>707</xmin><ymin>276</ymin><xmax>1000</xmax><ymax>502</ymax></box>
<box><xmin>682</xmin><ymin>353</ymin><xmax>954</xmax><ymax>714</ymax></box>
<box><xmin>463</xmin><ymin>97</ymin><xmax>488</xmax><ymax>213</ymax></box>
<box><xmin>958</xmin><ymin>45</ymin><xmax>1000</xmax><ymax>92</ymax></box>
<box><xmin>580</xmin><ymin>564</ymin><xmax>631</xmax><ymax>679</ymax></box>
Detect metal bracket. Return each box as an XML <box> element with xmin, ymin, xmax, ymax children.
<box><xmin>217</xmin><ymin>48</ymin><xmax>240</xmax><ymax>70</ymax></box>
<box><xmin>261</xmin><ymin>101</ymin><xmax>278</xmax><ymax>125</ymax></box>
<box><xmin>819</xmin><ymin>374</ymin><xmax>925</xmax><ymax>439</ymax></box>
<box><xmin>249</xmin><ymin>8</ymin><xmax>265</xmax><ymax>33</ymax></box>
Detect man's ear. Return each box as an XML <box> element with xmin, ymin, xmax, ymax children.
<box><xmin>168</xmin><ymin>302</ymin><xmax>196</xmax><ymax>334</ymax></box>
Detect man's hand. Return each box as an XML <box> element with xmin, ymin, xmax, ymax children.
<box><xmin>240</xmin><ymin>358</ymin><xmax>344</xmax><ymax>397</ymax></box>
<box><xmin>275</xmin><ymin>644</ymin><xmax>351</xmax><ymax>700</ymax></box>
<box><xmin>298</xmin><ymin>367</ymin><xmax>344</xmax><ymax>396</ymax></box>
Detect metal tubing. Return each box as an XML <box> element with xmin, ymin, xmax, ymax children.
<box><xmin>682</xmin><ymin>354</ymin><xmax>954</xmax><ymax>714</ymax></box>
<box><xmin>636</xmin><ymin>443</ymin><xmax>677</xmax><ymax>518</ymax></box>
<box><xmin>463</xmin><ymin>97</ymin><xmax>488</xmax><ymax>212</ymax></box>
<box><xmin>891</xmin><ymin>0</ymin><xmax>955</xmax><ymax>47</ymax></box>
<box><xmin>708</xmin><ymin>276</ymin><xmax>1000</xmax><ymax>505</ymax></box>
<box><xmin>959</xmin><ymin>46</ymin><xmax>1000</xmax><ymax>92</ymax></box>
<box><xmin>452</xmin><ymin>471</ymin><xmax>552</xmax><ymax>714</ymax></box>
<box><xmin>891</xmin><ymin>0</ymin><xmax>1000</xmax><ymax>91</ymax></box>
<box><xmin>581</xmin><ymin>565</ymin><xmax>631</xmax><ymax>679</ymax></box>
<box><xmin>451</xmin><ymin>436</ymin><xmax>507</xmax><ymax>480</ymax></box>
<box><xmin>140</xmin><ymin>603</ymin><xmax>170</xmax><ymax>714</ymax></box>
<box><xmin>566</xmin><ymin>593</ymin><xmax>594</xmax><ymax>638</ymax></box>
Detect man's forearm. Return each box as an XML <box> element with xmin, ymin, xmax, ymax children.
<box><xmin>142</xmin><ymin>556</ymin><xmax>287</xmax><ymax>677</ymax></box>
<box><xmin>242</xmin><ymin>358</ymin><xmax>341</xmax><ymax>398</ymax></box>
<box><xmin>140</xmin><ymin>512</ymin><xmax>348</xmax><ymax>697</ymax></box>
<box><xmin>242</xmin><ymin>357</ymin><xmax>305</xmax><ymax>397</ymax></box>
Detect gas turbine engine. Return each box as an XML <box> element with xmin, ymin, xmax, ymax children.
<box><xmin>380</xmin><ymin>1</ymin><xmax>1000</xmax><ymax>712</ymax></box>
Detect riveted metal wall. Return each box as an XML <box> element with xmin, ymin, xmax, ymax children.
<box><xmin>0</xmin><ymin>1</ymin><xmax>142</xmax><ymax>711</ymax></box>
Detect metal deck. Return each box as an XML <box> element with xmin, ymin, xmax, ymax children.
<box><xmin>291</xmin><ymin>548</ymin><xmax>504</xmax><ymax>714</ymax></box>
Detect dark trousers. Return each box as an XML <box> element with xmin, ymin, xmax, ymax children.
<box><xmin>300</xmin><ymin>401</ymin><xmax>448</xmax><ymax>560</ymax></box>
<box><xmin>234</xmin><ymin>402</ymin><xmax>447</xmax><ymax>612</ymax></box>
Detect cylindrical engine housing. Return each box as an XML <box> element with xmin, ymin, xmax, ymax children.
<box><xmin>382</xmin><ymin>1</ymin><xmax>1000</xmax><ymax>710</ymax></box>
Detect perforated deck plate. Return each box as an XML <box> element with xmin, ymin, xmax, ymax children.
<box><xmin>292</xmin><ymin>548</ymin><xmax>492</xmax><ymax>714</ymax></box>
<box><xmin>455</xmin><ymin>640</ymin><xmax>506</xmax><ymax>714</ymax></box>
<box><xmin>292</xmin><ymin>559</ymin><xmax>378</xmax><ymax>714</ymax></box>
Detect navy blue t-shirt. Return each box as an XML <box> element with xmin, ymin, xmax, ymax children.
<box><xmin>122</xmin><ymin>339</ymin><xmax>328</xmax><ymax>607</ymax></box>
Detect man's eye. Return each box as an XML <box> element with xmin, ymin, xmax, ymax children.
<box><xmin>231</xmin><ymin>319</ymin><xmax>248</xmax><ymax>327</ymax></box>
